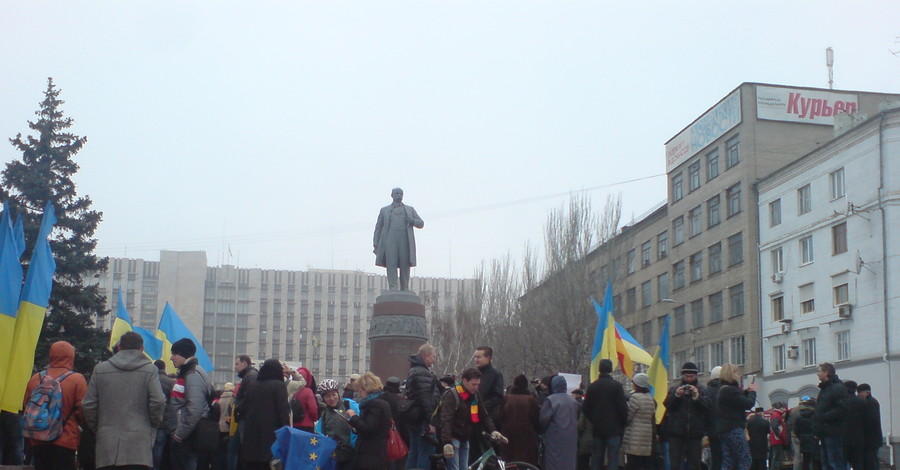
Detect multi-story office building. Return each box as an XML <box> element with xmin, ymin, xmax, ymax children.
<box><xmin>660</xmin><ymin>83</ymin><xmax>900</xmax><ymax>378</ymax></box>
<box><xmin>757</xmin><ymin>108</ymin><xmax>900</xmax><ymax>455</ymax></box>
<box><xmin>91</xmin><ymin>250</ymin><xmax>477</xmax><ymax>385</ymax></box>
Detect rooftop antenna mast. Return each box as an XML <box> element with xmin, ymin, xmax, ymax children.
<box><xmin>826</xmin><ymin>47</ymin><xmax>834</xmax><ymax>89</ymax></box>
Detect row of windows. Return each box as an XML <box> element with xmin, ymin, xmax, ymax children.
<box><xmin>672</xmin><ymin>136</ymin><xmax>740</xmax><ymax>203</ymax></box>
<box><xmin>770</xmin><ymin>282</ymin><xmax>849</xmax><ymax>321</ymax></box>
<box><xmin>672</xmin><ymin>335</ymin><xmax>745</xmax><ymax>377</ymax></box>
<box><xmin>669</xmin><ymin>283</ymin><xmax>745</xmax><ymax>334</ymax></box>
<box><xmin>771</xmin><ymin>332</ymin><xmax>849</xmax><ymax>372</ymax></box>
<box><xmin>769</xmin><ymin>223</ymin><xmax>848</xmax><ymax>276</ymax></box>
<box><xmin>769</xmin><ymin>168</ymin><xmax>845</xmax><ymax>227</ymax></box>
<box><xmin>624</xmin><ymin>233</ymin><xmax>744</xmax><ymax>313</ymax></box>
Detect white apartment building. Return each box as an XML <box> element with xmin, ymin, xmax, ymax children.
<box><xmin>90</xmin><ymin>250</ymin><xmax>476</xmax><ymax>385</ymax></box>
<box><xmin>757</xmin><ymin>108</ymin><xmax>900</xmax><ymax>458</ymax></box>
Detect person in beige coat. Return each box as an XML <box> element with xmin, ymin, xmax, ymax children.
<box><xmin>622</xmin><ymin>373</ymin><xmax>657</xmax><ymax>470</ymax></box>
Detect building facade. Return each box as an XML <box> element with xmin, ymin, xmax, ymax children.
<box><xmin>91</xmin><ymin>250</ymin><xmax>476</xmax><ymax>385</ymax></box>
<box><xmin>757</xmin><ymin>109</ymin><xmax>900</xmax><ymax>455</ymax></box>
<box><xmin>661</xmin><ymin>83</ymin><xmax>900</xmax><ymax>379</ymax></box>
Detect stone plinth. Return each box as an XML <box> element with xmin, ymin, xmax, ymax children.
<box><xmin>368</xmin><ymin>291</ymin><xmax>427</xmax><ymax>381</ymax></box>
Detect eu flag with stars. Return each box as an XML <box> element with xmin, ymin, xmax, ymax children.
<box><xmin>271</xmin><ymin>427</ymin><xmax>337</xmax><ymax>470</ymax></box>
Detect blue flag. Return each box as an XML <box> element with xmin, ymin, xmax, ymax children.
<box><xmin>156</xmin><ymin>303</ymin><xmax>213</xmax><ymax>373</ymax></box>
<box><xmin>271</xmin><ymin>427</ymin><xmax>337</xmax><ymax>470</ymax></box>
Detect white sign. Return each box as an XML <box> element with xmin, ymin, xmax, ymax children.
<box><xmin>666</xmin><ymin>90</ymin><xmax>742</xmax><ymax>172</ymax></box>
<box><xmin>756</xmin><ymin>85</ymin><xmax>858</xmax><ymax>126</ymax></box>
<box><xmin>558</xmin><ymin>372</ymin><xmax>583</xmax><ymax>394</ymax></box>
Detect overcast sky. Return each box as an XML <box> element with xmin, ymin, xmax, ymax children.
<box><xmin>2</xmin><ymin>2</ymin><xmax>898</xmax><ymax>281</ymax></box>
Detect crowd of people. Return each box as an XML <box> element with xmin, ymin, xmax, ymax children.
<box><xmin>0</xmin><ymin>335</ymin><xmax>887</xmax><ymax>470</ymax></box>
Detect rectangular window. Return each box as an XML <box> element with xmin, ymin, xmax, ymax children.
<box><xmin>832</xmin><ymin>223</ymin><xmax>848</xmax><ymax>255</ymax></box>
<box><xmin>837</xmin><ymin>331</ymin><xmax>851</xmax><ymax>361</ymax></box>
<box><xmin>688</xmin><ymin>206</ymin><xmax>702</xmax><ymax>238</ymax></box>
<box><xmin>833</xmin><ymin>283</ymin><xmax>849</xmax><ymax>305</ymax></box>
<box><xmin>708</xmin><ymin>243</ymin><xmax>722</xmax><ymax>275</ymax></box>
<box><xmin>800</xmin><ymin>283</ymin><xmax>815</xmax><ymax>314</ymax></box>
<box><xmin>772</xmin><ymin>295</ymin><xmax>784</xmax><ymax>322</ymax></box>
<box><xmin>673</xmin><ymin>217</ymin><xmax>685</xmax><ymax>246</ymax></box>
<box><xmin>726</xmin><ymin>136</ymin><xmax>740</xmax><ymax>169</ymax></box>
<box><xmin>802</xmin><ymin>338</ymin><xmax>817</xmax><ymax>366</ymax></box>
<box><xmin>773</xmin><ymin>345</ymin><xmax>786</xmax><ymax>372</ymax></box>
<box><xmin>710</xmin><ymin>341</ymin><xmax>724</xmax><ymax>366</ymax></box>
<box><xmin>674</xmin><ymin>306</ymin><xmax>686</xmax><ymax>335</ymax></box>
<box><xmin>673</xmin><ymin>261</ymin><xmax>685</xmax><ymax>290</ymax></box>
<box><xmin>657</xmin><ymin>231</ymin><xmax>668</xmax><ymax>260</ymax></box>
<box><xmin>728</xmin><ymin>232</ymin><xmax>743</xmax><ymax>266</ymax></box>
<box><xmin>642</xmin><ymin>321</ymin><xmax>653</xmax><ymax>347</ymax></box>
<box><xmin>730</xmin><ymin>336</ymin><xmax>745</xmax><ymax>365</ymax></box>
<box><xmin>830</xmin><ymin>168</ymin><xmax>846</xmax><ymax>199</ymax></box>
<box><xmin>627</xmin><ymin>249</ymin><xmax>636</xmax><ymax>274</ymax></box>
<box><xmin>800</xmin><ymin>235</ymin><xmax>814</xmax><ymax>264</ymax></box>
<box><xmin>694</xmin><ymin>345</ymin><xmax>707</xmax><ymax>378</ymax></box>
<box><xmin>689</xmin><ymin>160</ymin><xmax>701</xmax><ymax>192</ymax></box>
<box><xmin>657</xmin><ymin>273</ymin><xmax>669</xmax><ymax>302</ymax></box>
<box><xmin>726</xmin><ymin>183</ymin><xmax>742</xmax><ymax>217</ymax></box>
<box><xmin>771</xmin><ymin>247</ymin><xmax>784</xmax><ymax>275</ymax></box>
<box><xmin>691</xmin><ymin>299</ymin><xmax>704</xmax><ymax>329</ymax></box>
<box><xmin>769</xmin><ymin>199</ymin><xmax>782</xmax><ymax>227</ymax></box>
<box><xmin>672</xmin><ymin>173</ymin><xmax>684</xmax><ymax>202</ymax></box>
<box><xmin>641</xmin><ymin>241</ymin><xmax>652</xmax><ymax>268</ymax></box>
<box><xmin>641</xmin><ymin>281</ymin><xmax>652</xmax><ymax>308</ymax></box>
<box><xmin>729</xmin><ymin>284</ymin><xmax>744</xmax><ymax>318</ymax></box>
<box><xmin>626</xmin><ymin>288</ymin><xmax>637</xmax><ymax>313</ymax></box>
<box><xmin>690</xmin><ymin>252</ymin><xmax>703</xmax><ymax>283</ymax></box>
<box><xmin>709</xmin><ymin>292</ymin><xmax>724</xmax><ymax>323</ymax></box>
<box><xmin>798</xmin><ymin>184</ymin><xmax>812</xmax><ymax>215</ymax></box>
<box><xmin>707</xmin><ymin>195</ymin><xmax>721</xmax><ymax>228</ymax></box>
<box><xmin>706</xmin><ymin>148</ymin><xmax>720</xmax><ymax>181</ymax></box>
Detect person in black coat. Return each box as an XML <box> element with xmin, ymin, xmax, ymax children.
<box><xmin>664</xmin><ymin>362</ymin><xmax>710</xmax><ymax>470</ymax></box>
<box><xmin>842</xmin><ymin>381</ymin><xmax>866</xmax><ymax>470</ymax></box>
<box><xmin>236</xmin><ymin>359</ymin><xmax>290</xmax><ymax>470</ymax></box>
<box><xmin>746</xmin><ymin>408</ymin><xmax>770</xmax><ymax>470</ymax></box>
<box><xmin>382</xmin><ymin>376</ymin><xmax>407</xmax><ymax>470</ymax></box>
<box><xmin>706</xmin><ymin>366</ymin><xmax>725</xmax><ymax>470</ymax></box>
<box><xmin>813</xmin><ymin>363</ymin><xmax>848</xmax><ymax>470</ymax></box>
<box><xmin>348</xmin><ymin>372</ymin><xmax>393</xmax><ymax>470</ymax></box>
<box><xmin>583</xmin><ymin>359</ymin><xmax>628</xmax><ymax>470</ymax></box>
<box><xmin>405</xmin><ymin>344</ymin><xmax>440</xmax><ymax>469</ymax></box>
<box><xmin>793</xmin><ymin>398</ymin><xmax>820</xmax><ymax>470</ymax></box>
<box><xmin>715</xmin><ymin>364</ymin><xmax>757</xmax><ymax>470</ymax></box>
<box><xmin>857</xmin><ymin>384</ymin><xmax>882</xmax><ymax>470</ymax></box>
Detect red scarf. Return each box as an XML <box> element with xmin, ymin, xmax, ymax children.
<box><xmin>456</xmin><ymin>384</ymin><xmax>479</xmax><ymax>423</ymax></box>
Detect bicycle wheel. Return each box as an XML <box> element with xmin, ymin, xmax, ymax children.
<box><xmin>502</xmin><ymin>461</ymin><xmax>540</xmax><ymax>470</ymax></box>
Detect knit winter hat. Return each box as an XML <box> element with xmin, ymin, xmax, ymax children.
<box><xmin>681</xmin><ymin>362</ymin><xmax>699</xmax><ymax>374</ymax></box>
<box><xmin>170</xmin><ymin>338</ymin><xmax>197</xmax><ymax>358</ymax></box>
<box><xmin>224</xmin><ymin>382</ymin><xmax>235</xmax><ymax>392</ymax></box>
<box><xmin>633</xmin><ymin>373</ymin><xmax>651</xmax><ymax>389</ymax></box>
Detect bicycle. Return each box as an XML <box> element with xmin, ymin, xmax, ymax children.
<box><xmin>424</xmin><ymin>432</ymin><xmax>540</xmax><ymax>470</ymax></box>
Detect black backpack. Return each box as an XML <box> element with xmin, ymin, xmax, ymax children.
<box><xmin>290</xmin><ymin>395</ymin><xmax>306</xmax><ymax>423</ymax></box>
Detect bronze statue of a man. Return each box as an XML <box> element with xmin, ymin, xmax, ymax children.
<box><xmin>373</xmin><ymin>188</ymin><xmax>424</xmax><ymax>291</ymax></box>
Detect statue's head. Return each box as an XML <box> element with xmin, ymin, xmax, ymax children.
<box><xmin>391</xmin><ymin>187</ymin><xmax>404</xmax><ymax>203</ymax></box>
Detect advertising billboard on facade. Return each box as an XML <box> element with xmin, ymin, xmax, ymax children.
<box><xmin>756</xmin><ymin>85</ymin><xmax>858</xmax><ymax>126</ymax></box>
<box><xmin>665</xmin><ymin>90</ymin><xmax>742</xmax><ymax>172</ymax></box>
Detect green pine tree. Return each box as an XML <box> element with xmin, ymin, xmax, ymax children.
<box><xmin>2</xmin><ymin>77</ymin><xmax>110</xmax><ymax>373</ymax></box>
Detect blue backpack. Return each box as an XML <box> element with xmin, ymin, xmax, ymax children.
<box><xmin>22</xmin><ymin>370</ymin><xmax>74</xmax><ymax>441</ymax></box>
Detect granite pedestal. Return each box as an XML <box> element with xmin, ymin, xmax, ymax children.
<box><xmin>368</xmin><ymin>291</ymin><xmax>427</xmax><ymax>381</ymax></box>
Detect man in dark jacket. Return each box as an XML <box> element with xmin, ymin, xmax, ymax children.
<box><xmin>438</xmin><ymin>368</ymin><xmax>506</xmax><ymax>470</ymax></box>
<box><xmin>583</xmin><ymin>359</ymin><xmax>627</xmax><ymax>470</ymax></box>
<box><xmin>857</xmin><ymin>383</ymin><xmax>882</xmax><ymax>470</ymax></box>
<box><xmin>228</xmin><ymin>355</ymin><xmax>257</xmax><ymax>470</ymax></box>
<box><xmin>705</xmin><ymin>365</ymin><xmax>724</xmax><ymax>470</ymax></box>
<box><xmin>842</xmin><ymin>381</ymin><xmax>866</xmax><ymax>470</ymax></box>
<box><xmin>813</xmin><ymin>362</ymin><xmax>848</xmax><ymax>470</ymax></box>
<box><xmin>154</xmin><ymin>359</ymin><xmax>175</xmax><ymax>470</ymax></box>
<box><xmin>406</xmin><ymin>343</ymin><xmax>441</xmax><ymax>470</ymax></box>
<box><xmin>471</xmin><ymin>346</ymin><xmax>504</xmax><ymax>463</ymax></box>
<box><xmin>746</xmin><ymin>408</ymin><xmax>771</xmax><ymax>470</ymax></box>
<box><xmin>663</xmin><ymin>362</ymin><xmax>709</xmax><ymax>470</ymax></box>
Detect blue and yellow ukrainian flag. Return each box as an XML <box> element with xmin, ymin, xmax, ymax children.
<box><xmin>0</xmin><ymin>203</ymin><xmax>56</xmax><ymax>413</ymax></box>
<box><xmin>648</xmin><ymin>315</ymin><xmax>670</xmax><ymax>424</ymax></box>
<box><xmin>109</xmin><ymin>290</ymin><xmax>163</xmax><ymax>360</ymax></box>
<box><xmin>156</xmin><ymin>302</ymin><xmax>213</xmax><ymax>374</ymax></box>
<box><xmin>590</xmin><ymin>283</ymin><xmax>653</xmax><ymax>381</ymax></box>
<box><xmin>0</xmin><ymin>202</ymin><xmax>26</xmax><ymax>402</ymax></box>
